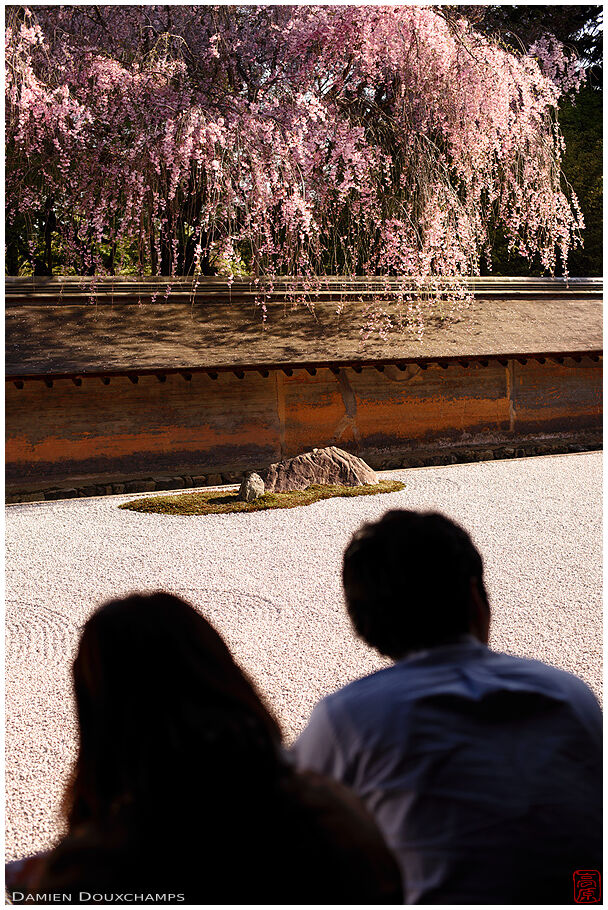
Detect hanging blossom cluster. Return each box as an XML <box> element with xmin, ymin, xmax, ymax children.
<box><xmin>6</xmin><ymin>6</ymin><xmax>584</xmax><ymax>315</ymax></box>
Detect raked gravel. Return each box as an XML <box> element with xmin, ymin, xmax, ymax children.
<box><xmin>5</xmin><ymin>452</ymin><xmax>602</xmax><ymax>861</ymax></box>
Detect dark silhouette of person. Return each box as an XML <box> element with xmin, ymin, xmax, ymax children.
<box><xmin>292</xmin><ymin>510</ymin><xmax>602</xmax><ymax>904</ymax></box>
<box><xmin>8</xmin><ymin>592</ymin><xmax>402</xmax><ymax>904</ymax></box>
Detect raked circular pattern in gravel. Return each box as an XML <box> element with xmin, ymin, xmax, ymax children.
<box><xmin>5</xmin><ymin>452</ymin><xmax>602</xmax><ymax>861</ymax></box>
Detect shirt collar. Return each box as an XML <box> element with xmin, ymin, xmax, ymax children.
<box><xmin>397</xmin><ymin>633</ymin><xmax>487</xmax><ymax>666</ymax></box>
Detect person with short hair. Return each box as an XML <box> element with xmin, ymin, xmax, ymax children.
<box><xmin>292</xmin><ymin>509</ymin><xmax>602</xmax><ymax>904</ymax></box>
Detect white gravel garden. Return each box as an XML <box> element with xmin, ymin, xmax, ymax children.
<box><xmin>5</xmin><ymin>452</ymin><xmax>602</xmax><ymax>862</ymax></box>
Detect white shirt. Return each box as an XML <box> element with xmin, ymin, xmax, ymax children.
<box><xmin>291</xmin><ymin>637</ymin><xmax>602</xmax><ymax>904</ymax></box>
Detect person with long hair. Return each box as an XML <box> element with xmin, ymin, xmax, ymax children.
<box><xmin>8</xmin><ymin>592</ymin><xmax>401</xmax><ymax>904</ymax></box>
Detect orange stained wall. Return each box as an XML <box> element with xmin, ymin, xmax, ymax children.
<box><xmin>5</xmin><ymin>355</ymin><xmax>602</xmax><ymax>490</ymax></box>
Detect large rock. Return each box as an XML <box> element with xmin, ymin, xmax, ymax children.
<box><xmin>238</xmin><ymin>472</ymin><xmax>265</xmax><ymax>502</ymax></box>
<box><xmin>263</xmin><ymin>446</ymin><xmax>378</xmax><ymax>493</ymax></box>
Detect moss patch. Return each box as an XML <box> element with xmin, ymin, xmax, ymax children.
<box><xmin>119</xmin><ymin>480</ymin><xmax>405</xmax><ymax>516</ymax></box>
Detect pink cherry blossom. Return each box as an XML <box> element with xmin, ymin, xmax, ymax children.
<box><xmin>5</xmin><ymin>6</ymin><xmax>584</xmax><ymax>330</ymax></box>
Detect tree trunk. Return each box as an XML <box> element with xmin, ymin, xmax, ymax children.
<box><xmin>34</xmin><ymin>197</ymin><xmax>55</xmax><ymax>275</ymax></box>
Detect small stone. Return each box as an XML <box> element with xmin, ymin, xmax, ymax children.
<box><xmin>206</xmin><ymin>473</ymin><xmax>223</xmax><ymax>486</ymax></box>
<box><xmin>384</xmin><ymin>457</ymin><xmax>402</xmax><ymax>469</ymax></box>
<box><xmin>51</xmin><ymin>488</ymin><xmax>78</xmax><ymax>500</ymax></box>
<box><xmin>154</xmin><ymin>477</ymin><xmax>183</xmax><ymax>490</ymax></box>
<box><xmin>125</xmin><ymin>479</ymin><xmax>155</xmax><ymax>493</ymax></box>
<box><xmin>238</xmin><ymin>472</ymin><xmax>265</xmax><ymax>502</ymax></box>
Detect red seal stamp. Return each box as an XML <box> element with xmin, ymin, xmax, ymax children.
<box><xmin>574</xmin><ymin>870</ymin><xmax>601</xmax><ymax>903</ymax></box>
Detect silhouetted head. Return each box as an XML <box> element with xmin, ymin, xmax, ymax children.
<box><xmin>66</xmin><ymin>591</ymin><xmax>282</xmax><ymax>828</ymax></box>
<box><xmin>342</xmin><ymin>510</ymin><xmax>490</xmax><ymax>660</ymax></box>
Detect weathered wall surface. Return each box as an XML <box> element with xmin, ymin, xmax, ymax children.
<box><xmin>6</xmin><ymin>354</ymin><xmax>602</xmax><ymax>496</ymax></box>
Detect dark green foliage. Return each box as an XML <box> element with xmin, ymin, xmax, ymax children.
<box><xmin>559</xmin><ymin>85</ymin><xmax>602</xmax><ymax>276</ymax></box>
